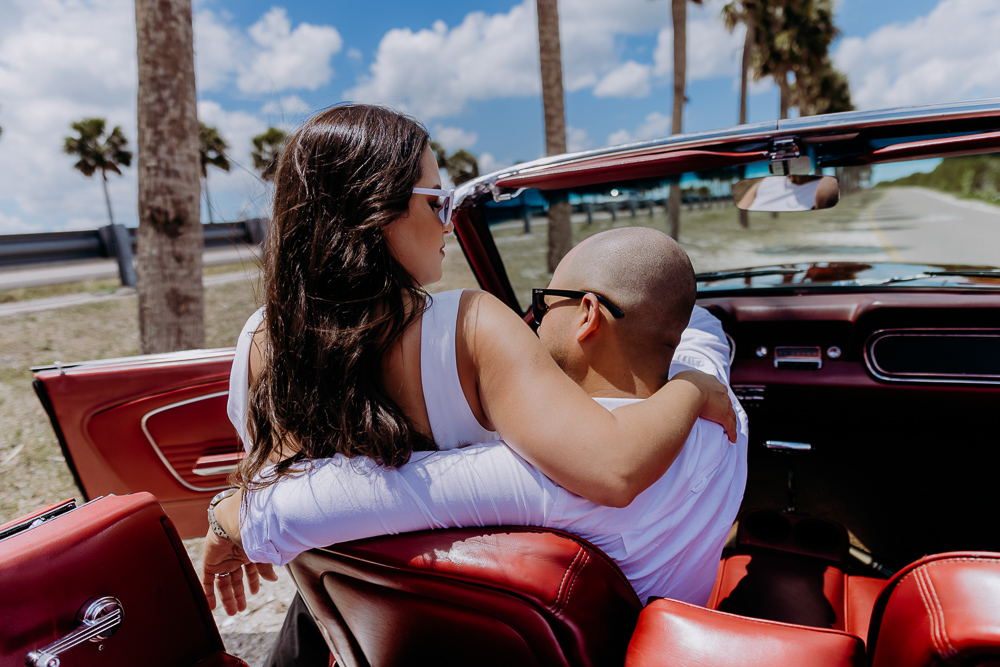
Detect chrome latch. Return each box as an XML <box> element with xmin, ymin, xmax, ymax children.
<box><xmin>484</xmin><ymin>182</ymin><xmax>526</xmax><ymax>203</ymax></box>
<box><xmin>26</xmin><ymin>596</ymin><xmax>123</xmax><ymax>667</ymax></box>
<box><xmin>768</xmin><ymin>138</ymin><xmax>812</xmax><ymax>175</ymax></box>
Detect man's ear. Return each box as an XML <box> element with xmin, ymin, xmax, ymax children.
<box><xmin>575</xmin><ymin>293</ymin><xmax>603</xmax><ymax>343</ymax></box>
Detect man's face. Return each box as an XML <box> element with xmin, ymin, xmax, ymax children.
<box><xmin>536</xmin><ymin>263</ymin><xmax>578</xmax><ymax>374</ymax></box>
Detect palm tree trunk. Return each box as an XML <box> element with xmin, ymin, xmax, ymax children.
<box><xmin>738</xmin><ymin>19</ymin><xmax>752</xmax><ymax>229</ymax></box>
<box><xmin>536</xmin><ymin>0</ymin><xmax>571</xmax><ymax>272</ymax></box>
<box><xmin>668</xmin><ymin>0</ymin><xmax>688</xmax><ymax>240</ymax></box>
<box><xmin>779</xmin><ymin>73</ymin><xmax>791</xmax><ymax>120</ymax></box>
<box><xmin>135</xmin><ymin>0</ymin><xmax>205</xmax><ymax>354</ymax></box>
<box><xmin>101</xmin><ymin>170</ymin><xmax>115</xmax><ymax>226</ymax></box>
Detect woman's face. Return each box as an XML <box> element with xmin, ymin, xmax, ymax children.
<box><xmin>384</xmin><ymin>145</ymin><xmax>454</xmax><ymax>286</ymax></box>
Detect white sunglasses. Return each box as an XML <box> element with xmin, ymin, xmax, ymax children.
<box><xmin>412</xmin><ymin>187</ymin><xmax>455</xmax><ymax>226</ymax></box>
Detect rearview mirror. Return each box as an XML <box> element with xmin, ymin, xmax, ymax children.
<box><xmin>733</xmin><ymin>175</ymin><xmax>840</xmax><ymax>212</ymax></box>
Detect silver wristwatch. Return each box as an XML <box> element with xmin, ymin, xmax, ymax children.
<box><xmin>208</xmin><ymin>488</ymin><xmax>237</xmax><ymax>540</ymax></box>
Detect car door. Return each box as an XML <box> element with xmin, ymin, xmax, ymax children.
<box><xmin>33</xmin><ymin>348</ymin><xmax>241</xmax><ymax>538</ymax></box>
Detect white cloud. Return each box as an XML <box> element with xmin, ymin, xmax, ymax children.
<box><xmin>567</xmin><ymin>126</ymin><xmax>592</xmax><ymax>152</ymax></box>
<box><xmin>594</xmin><ymin>61</ymin><xmax>652</xmax><ymax>98</ymax></box>
<box><xmin>346</xmin><ymin>8</ymin><xmax>540</xmax><ymax>119</ymax></box>
<box><xmin>0</xmin><ymin>0</ymin><xmax>139</xmax><ymax>232</ymax></box>
<box><xmin>606</xmin><ymin>111</ymin><xmax>672</xmax><ymax>146</ymax></box>
<box><xmin>477</xmin><ymin>152</ymin><xmax>513</xmax><ymax>176</ymax></box>
<box><xmin>347</xmin><ymin>47</ymin><xmax>362</xmax><ymax>60</ymax></box>
<box><xmin>259</xmin><ymin>95</ymin><xmax>311</xmax><ymax>118</ymax></box>
<box><xmin>432</xmin><ymin>125</ymin><xmax>479</xmax><ymax>152</ymax></box>
<box><xmin>346</xmin><ymin>0</ymin><xmax>741</xmax><ymax>120</ymax></box>
<box><xmin>833</xmin><ymin>0</ymin><xmax>1000</xmax><ymax>109</ymax></box>
<box><xmin>237</xmin><ymin>8</ymin><xmax>343</xmax><ymax>94</ymax></box>
<box><xmin>653</xmin><ymin>19</ymin><xmax>744</xmax><ymax>81</ymax></box>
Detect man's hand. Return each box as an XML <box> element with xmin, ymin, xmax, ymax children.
<box><xmin>200</xmin><ymin>529</ymin><xmax>277</xmax><ymax>615</ymax></box>
<box><xmin>672</xmin><ymin>369</ymin><xmax>738</xmax><ymax>443</ymax></box>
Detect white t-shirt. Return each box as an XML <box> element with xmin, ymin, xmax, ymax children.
<box><xmin>239</xmin><ymin>306</ymin><xmax>748</xmax><ymax>606</ymax></box>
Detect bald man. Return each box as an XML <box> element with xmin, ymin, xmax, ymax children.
<box><xmin>234</xmin><ymin>227</ymin><xmax>748</xmax><ymax>609</ymax></box>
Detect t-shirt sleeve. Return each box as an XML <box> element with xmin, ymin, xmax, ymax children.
<box><xmin>241</xmin><ymin>442</ymin><xmax>556</xmax><ymax>565</ymax></box>
<box><xmin>669</xmin><ymin>305</ymin><xmax>731</xmax><ymax>383</ymax></box>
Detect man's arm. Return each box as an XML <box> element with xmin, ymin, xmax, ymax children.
<box><xmin>670</xmin><ymin>306</ymin><xmax>731</xmax><ymax>383</ymax></box>
<box><xmin>239</xmin><ymin>442</ymin><xmax>553</xmax><ymax>566</ymax></box>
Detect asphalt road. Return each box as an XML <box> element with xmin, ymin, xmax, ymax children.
<box><xmin>867</xmin><ymin>187</ymin><xmax>1000</xmax><ymax>267</ymax></box>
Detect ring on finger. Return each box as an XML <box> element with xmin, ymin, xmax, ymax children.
<box><xmin>216</xmin><ymin>572</ymin><xmax>231</xmax><ymax>579</ymax></box>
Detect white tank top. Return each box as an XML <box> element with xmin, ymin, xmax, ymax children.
<box><xmin>227</xmin><ymin>289</ymin><xmax>497</xmax><ymax>454</ymax></box>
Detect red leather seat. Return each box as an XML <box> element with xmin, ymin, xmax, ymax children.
<box><xmin>708</xmin><ymin>551</ymin><xmax>885</xmax><ymax>640</ymax></box>
<box><xmin>624</xmin><ymin>598</ymin><xmax>866</xmax><ymax>666</ymax></box>
<box><xmin>287</xmin><ymin>526</ymin><xmax>643</xmax><ymax>667</ymax></box>
<box><xmin>867</xmin><ymin>551</ymin><xmax>1000</xmax><ymax>667</ymax></box>
<box><xmin>0</xmin><ymin>493</ymin><xmax>246</xmax><ymax>667</ymax></box>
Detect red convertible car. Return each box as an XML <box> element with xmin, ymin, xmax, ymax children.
<box><xmin>5</xmin><ymin>99</ymin><xmax>1000</xmax><ymax>666</ymax></box>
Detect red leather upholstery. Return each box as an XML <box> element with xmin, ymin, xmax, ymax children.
<box><xmin>287</xmin><ymin>526</ymin><xmax>643</xmax><ymax>667</ymax></box>
<box><xmin>707</xmin><ymin>551</ymin><xmax>885</xmax><ymax>638</ymax></box>
<box><xmin>0</xmin><ymin>493</ymin><xmax>245</xmax><ymax>667</ymax></box>
<box><xmin>624</xmin><ymin>598</ymin><xmax>866</xmax><ymax>666</ymax></box>
<box><xmin>867</xmin><ymin>552</ymin><xmax>1000</xmax><ymax>667</ymax></box>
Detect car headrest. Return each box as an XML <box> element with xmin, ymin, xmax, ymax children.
<box><xmin>867</xmin><ymin>551</ymin><xmax>1000</xmax><ymax>667</ymax></box>
<box><xmin>287</xmin><ymin>525</ymin><xmax>643</xmax><ymax>667</ymax></box>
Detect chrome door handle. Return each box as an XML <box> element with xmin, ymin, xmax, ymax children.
<box><xmin>26</xmin><ymin>596</ymin><xmax>123</xmax><ymax>667</ymax></box>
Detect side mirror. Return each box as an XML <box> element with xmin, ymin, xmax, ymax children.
<box><xmin>733</xmin><ymin>175</ymin><xmax>840</xmax><ymax>212</ymax></box>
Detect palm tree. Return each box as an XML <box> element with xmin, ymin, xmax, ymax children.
<box><xmin>199</xmin><ymin>122</ymin><xmax>230</xmax><ymax>224</ymax></box>
<box><xmin>731</xmin><ymin>0</ymin><xmax>839</xmax><ymax>120</ymax></box>
<box><xmin>251</xmin><ymin>127</ymin><xmax>287</xmax><ymax>182</ymax></box>
<box><xmin>63</xmin><ymin>118</ymin><xmax>133</xmax><ymax>226</ymax></box>
<box><xmin>791</xmin><ymin>55</ymin><xmax>853</xmax><ymax>117</ymax></box>
<box><xmin>667</xmin><ymin>0</ymin><xmax>703</xmax><ymax>240</ymax></box>
<box><xmin>536</xmin><ymin>0</ymin><xmax>571</xmax><ymax>272</ymax></box>
<box><xmin>135</xmin><ymin>0</ymin><xmax>205</xmax><ymax>354</ymax></box>
<box><xmin>430</xmin><ymin>141</ymin><xmax>480</xmax><ymax>186</ymax></box>
<box><xmin>723</xmin><ymin>0</ymin><xmax>764</xmax><ymax>228</ymax></box>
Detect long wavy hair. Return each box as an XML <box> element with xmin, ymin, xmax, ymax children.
<box><xmin>237</xmin><ymin>104</ymin><xmax>438</xmax><ymax>491</ymax></box>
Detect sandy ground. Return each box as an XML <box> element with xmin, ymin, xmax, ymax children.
<box><xmin>183</xmin><ymin>537</ymin><xmax>300</xmax><ymax>666</ymax></box>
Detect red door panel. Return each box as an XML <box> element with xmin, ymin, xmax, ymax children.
<box><xmin>33</xmin><ymin>350</ymin><xmax>240</xmax><ymax>537</ymax></box>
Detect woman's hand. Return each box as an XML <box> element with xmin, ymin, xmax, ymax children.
<box><xmin>672</xmin><ymin>369</ymin><xmax>738</xmax><ymax>443</ymax></box>
<box><xmin>200</xmin><ymin>530</ymin><xmax>277</xmax><ymax>615</ymax></box>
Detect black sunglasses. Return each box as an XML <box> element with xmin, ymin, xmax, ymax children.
<box><xmin>531</xmin><ymin>288</ymin><xmax>625</xmax><ymax>324</ymax></box>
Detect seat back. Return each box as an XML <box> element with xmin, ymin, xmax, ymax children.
<box><xmin>867</xmin><ymin>551</ymin><xmax>1000</xmax><ymax>667</ymax></box>
<box><xmin>625</xmin><ymin>598</ymin><xmax>866</xmax><ymax>667</ymax></box>
<box><xmin>0</xmin><ymin>493</ymin><xmax>244</xmax><ymax>667</ymax></box>
<box><xmin>287</xmin><ymin>526</ymin><xmax>643</xmax><ymax>667</ymax></box>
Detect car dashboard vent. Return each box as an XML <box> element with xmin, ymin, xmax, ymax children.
<box><xmin>865</xmin><ymin>328</ymin><xmax>1000</xmax><ymax>385</ymax></box>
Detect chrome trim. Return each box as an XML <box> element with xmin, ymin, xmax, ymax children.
<box><xmin>26</xmin><ymin>596</ymin><xmax>123</xmax><ymax>666</ymax></box>
<box><xmin>31</xmin><ymin>347</ymin><xmax>236</xmax><ymax>373</ymax></box>
<box><xmin>774</xmin><ymin>346</ymin><xmax>823</xmax><ymax>370</ymax></box>
<box><xmin>864</xmin><ymin>328</ymin><xmax>1000</xmax><ymax>385</ymax></box>
<box><xmin>725</xmin><ymin>333</ymin><xmax>737</xmax><ymax>365</ymax></box>
<box><xmin>463</xmin><ymin>97</ymin><xmax>1000</xmax><ymax>200</ymax></box>
<box><xmin>765</xmin><ymin>440</ymin><xmax>813</xmax><ymax>452</ymax></box>
<box><xmin>192</xmin><ymin>463</ymin><xmax>240</xmax><ymax>477</ymax></box>
<box><xmin>140</xmin><ymin>391</ymin><xmax>233</xmax><ymax>492</ymax></box>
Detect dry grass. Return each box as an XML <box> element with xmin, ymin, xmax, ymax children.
<box><xmin>0</xmin><ymin>238</ymin><xmax>477</xmax><ymax>527</ymax></box>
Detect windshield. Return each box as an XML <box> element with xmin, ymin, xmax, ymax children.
<box><xmin>481</xmin><ymin>151</ymin><xmax>1000</xmax><ymax>308</ymax></box>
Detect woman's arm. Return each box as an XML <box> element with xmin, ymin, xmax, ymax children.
<box><xmin>466</xmin><ymin>292</ymin><xmax>736</xmax><ymax>508</ymax></box>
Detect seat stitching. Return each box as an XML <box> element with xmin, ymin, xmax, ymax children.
<box><xmin>555</xmin><ymin>548</ymin><xmax>585</xmax><ymax>608</ymax></box>
<box><xmin>920</xmin><ymin>566</ymin><xmax>958</xmax><ymax>659</ymax></box>
<box><xmin>560</xmin><ymin>552</ymin><xmax>590</xmax><ymax>610</ymax></box>
<box><xmin>914</xmin><ymin>566</ymin><xmax>947</xmax><ymax>659</ymax></box>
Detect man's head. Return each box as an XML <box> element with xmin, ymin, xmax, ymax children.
<box><xmin>536</xmin><ymin>227</ymin><xmax>696</xmax><ymax>398</ymax></box>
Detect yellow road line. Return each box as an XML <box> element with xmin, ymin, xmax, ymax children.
<box><xmin>866</xmin><ymin>196</ymin><xmax>903</xmax><ymax>262</ymax></box>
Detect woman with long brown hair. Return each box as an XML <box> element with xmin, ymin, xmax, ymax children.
<box><xmin>201</xmin><ymin>104</ymin><xmax>736</xmax><ymax>612</ymax></box>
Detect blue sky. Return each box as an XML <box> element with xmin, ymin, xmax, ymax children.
<box><xmin>1</xmin><ymin>0</ymin><xmax>999</xmax><ymax>233</ymax></box>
